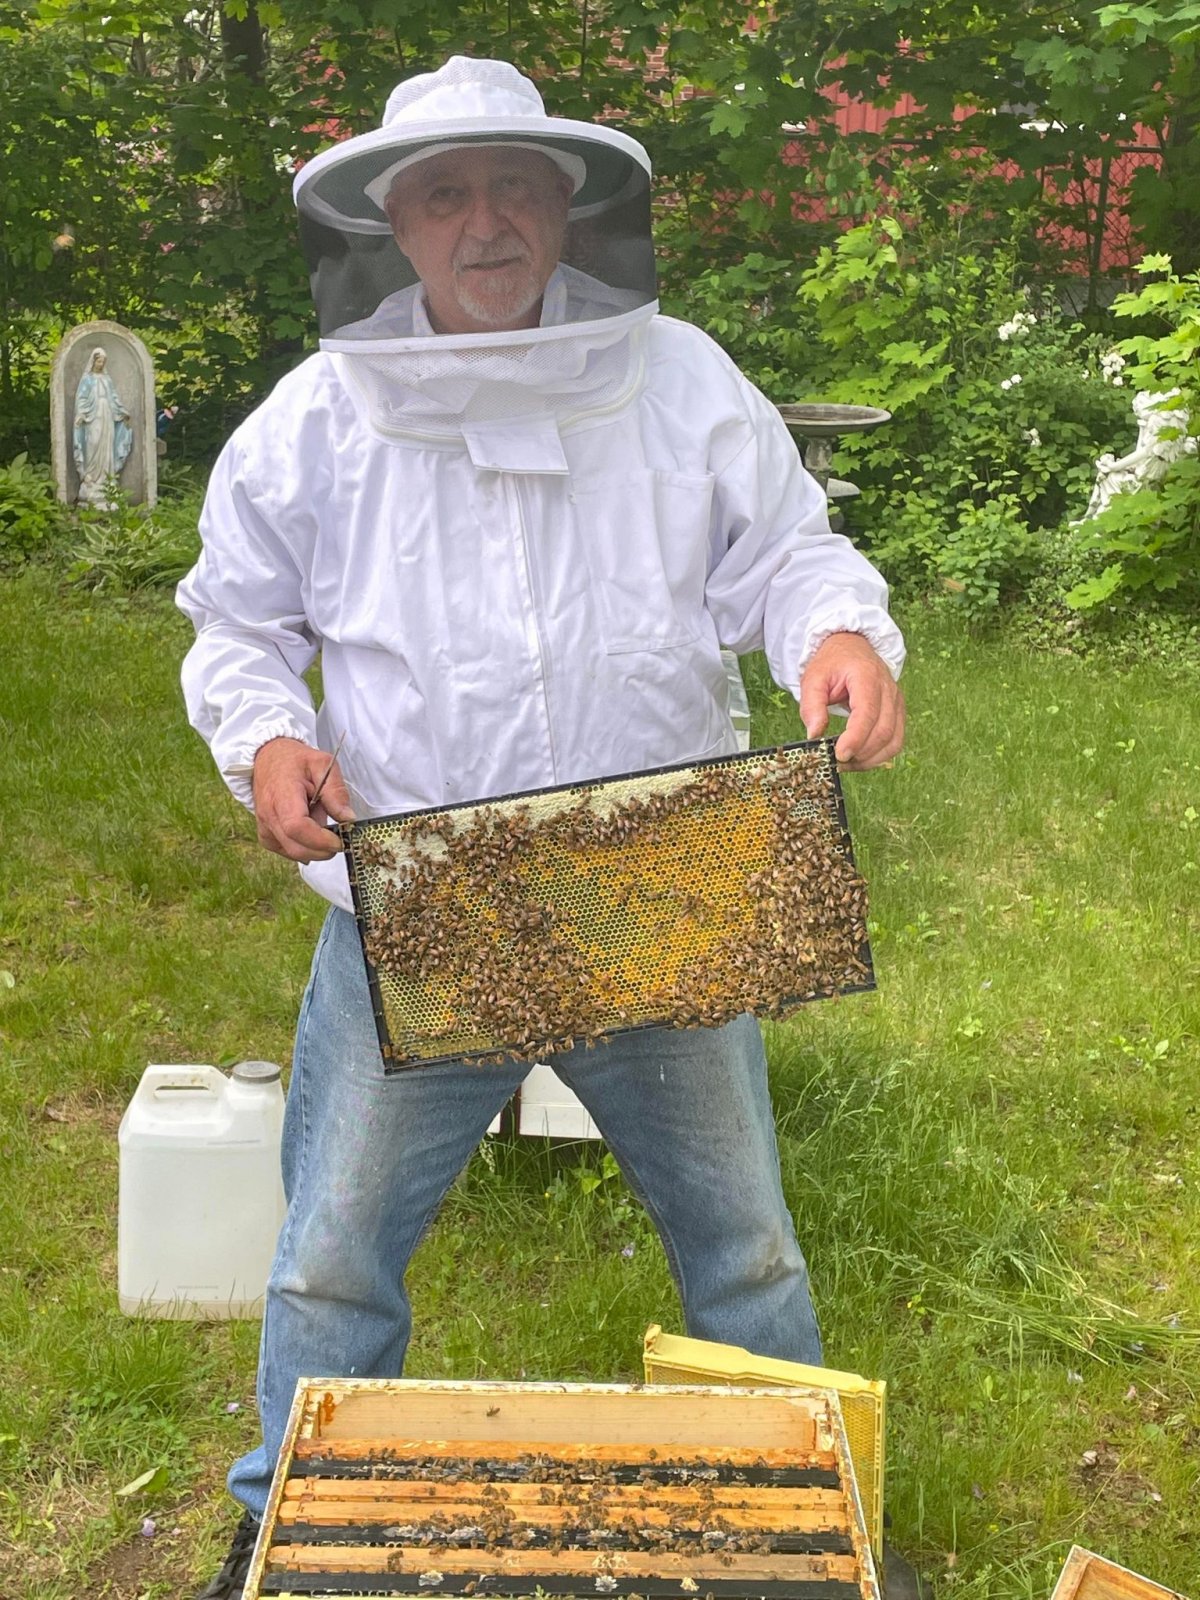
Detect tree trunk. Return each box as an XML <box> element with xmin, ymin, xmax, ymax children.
<box><xmin>219</xmin><ymin>1</ymin><xmax>266</xmax><ymax>86</ymax></box>
<box><xmin>1161</xmin><ymin>95</ymin><xmax>1200</xmax><ymax>274</ymax></box>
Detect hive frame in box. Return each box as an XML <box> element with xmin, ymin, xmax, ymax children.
<box><xmin>642</xmin><ymin>1325</ymin><xmax>886</xmax><ymax>1563</ymax></box>
<box><xmin>243</xmin><ymin>1376</ymin><xmax>882</xmax><ymax>1600</ymax></box>
<box><xmin>341</xmin><ymin>739</ymin><xmax>873</xmax><ymax>1072</ymax></box>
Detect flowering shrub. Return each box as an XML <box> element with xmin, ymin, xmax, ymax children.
<box><xmin>789</xmin><ymin>226</ymin><xmax>1130</xmax><ymax>616</ymax></box>
<box><xmin>997</xmin><ymin>311</ymin><xmax>1037</xmax><ymax>342</ymax></box>
<box><xmin>669</xmin><ymin>177</ymin><xmax>1139</xmax><ymax>620</ymax></box>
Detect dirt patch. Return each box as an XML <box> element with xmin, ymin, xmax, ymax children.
<box><xmin>32</xmin><ymin>1087</ymin><xmax>124</xmax><ymax>1136</ymax></box>
<box><xmin>0</xmin><ymin>1459</ymin><xmax>233</xmax><ymax>1600</ymax></box>
<box><xmin>1073</xmin><ymin>1437</ymin><xmax>1165</xmax><ymax>1528</ymax></box>
<box><xmin>80</xmin><ymin>1484</ymin><xmax>235</xmax><ymax>1600</ymax></box>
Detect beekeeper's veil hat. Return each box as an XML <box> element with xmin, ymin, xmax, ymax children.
<box><xmin>293</xmin><ymin>55</ymin><xmax>656</xmax><ymax>346</ymax></box>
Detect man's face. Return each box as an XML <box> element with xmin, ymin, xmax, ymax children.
<box><xmin>385</xmin><ymin>145</ymin><xmax>573</xmax><ymax>335</ymax></box>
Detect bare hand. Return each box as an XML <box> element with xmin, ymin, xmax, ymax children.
<box><xmin>799</xmin><ymin>632</ymin><xmax>905</xmax><ymax>771</ymax></box>
<box><xmin>252</xmin><ymin>737</ymin><xmax>355</xmax><ymax>862</ymax></box>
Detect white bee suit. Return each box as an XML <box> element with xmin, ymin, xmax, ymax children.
<box><xmin>177</xmin><ymin>58</ymin><xmax>904</xmax><ymax>913</ymax></box>
<box><xmin>178</xmin><ymin>64</ymin><xmax>903</xmax><ymax>1534</ymax></box>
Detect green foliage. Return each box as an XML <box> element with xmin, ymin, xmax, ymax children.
<box><xmin>795</xmin><ymin>216</ymin><xmax>954</xmax><ymax>411</ymax></box>
<box><xmin>1</xmin><ymin>0</ymin><xmax>769</xmax><ymax>454</ymax></box>
<box><xmin>664</xmin><ymin>250</ymin><xmax>809</xmax><ymax>396</ymax></box>
<box><xmin>933</xmin><ymin>494</ymin><xmax>1038</xmax><ymax>618</ymax></box>
<box><xmin>1</xmin><ymin>0</ymin><xmax>1188</xmax><ymax>624</ymax></box>
<box><xmin>6</xmin><ymin>0</ymin><xmax>1192</xmax><ymax>463</ymax></box>
<box><xmin>771</xmin><ymin>0</ymin><xmax>1200</xmax><ymax>277</ymax></box>
<box><xmin>1112</xmin><ymin>253</ymin><xmax>1200</xmax><ymax>396</ymax></box>
<box><xmin>0</xmin><ymin>453</ymin><xmax>69</xmax><ymax>566</ymax></box>
<box><xmin>1066</xmin><ymin>458</ymin><xmax>1200</xmax><ymax>609</ymax></box>
<box><xmin>65</xmin><ymin>490</ymin><xmax>202</xmax><ymax>592</ymax></box>
<box><xmin>1066</xmin><ymin>256</ymin><xmax>1200</xmax><ymax>609</ymax></box>
<box><xmin>674</xmin><ymin>206</ymin><xmax>1141</xmax><ymax>629</ymax></box>
<box><xmin>1019</xmin><ymin>0</ymin><xmax>1200</xmax><ymax>270</ymax></box>
<box><xmin>674</xmin><ymin>175</ymin><xmax>1133</xmax><ymax>618</ymax></box>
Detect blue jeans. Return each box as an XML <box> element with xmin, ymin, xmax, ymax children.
<box><xmin>229</xmin><ymin>908</ymin><xmax>821</xmax><ymax>1517</ymax></box>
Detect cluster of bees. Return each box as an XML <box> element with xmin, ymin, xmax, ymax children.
<box><xmin>343</xmin><ymin>1455</ymin><xmax>798</xmax><ymax>1562</ymax></box>
<box><xmin>328</xmin><ymin>1451</ymin><xmax>743</xmax><ymax>1486</ymax></box>
<box><xmin>348</xmin><ymin>747</ymin><xmax>870</xmax><ymax>1068</ymax></box>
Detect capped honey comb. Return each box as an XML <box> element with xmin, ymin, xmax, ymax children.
<box><xmin>341</xmin><ymin>740</ymin><xmax>872</xmax><ymax>1071</ymax></box>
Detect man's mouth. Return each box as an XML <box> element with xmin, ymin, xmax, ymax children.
<box><xmin>459</xmin><ymin>256</ymin><xmax>524</xmax><ymax>273</ymax></box>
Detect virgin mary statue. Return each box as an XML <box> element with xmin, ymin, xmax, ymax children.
<box><xmin>73</xmin><ymin>348</ymin><xmax>133</xmax><ymax>507</ymax></box>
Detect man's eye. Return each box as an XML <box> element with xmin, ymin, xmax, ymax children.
<box><xmin>428</xmin><ymin>186</ymin><xmax>464</xmax><ymax>209</ymax></box>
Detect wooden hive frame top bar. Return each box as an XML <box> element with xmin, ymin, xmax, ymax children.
<box><xmin>246</xmin><ymin>1380</ymin><xmax>881</xmax><ymax>1600</ymax></box>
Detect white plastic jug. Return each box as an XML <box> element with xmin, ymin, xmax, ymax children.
<box><xmin>118</xmin><ymin>1061</ymin><xmax>286</xmax><ymax>1319</ymax></box>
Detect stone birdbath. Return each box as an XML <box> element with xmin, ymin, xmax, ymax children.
<box><xmin>776</xmin><ymin>403</ymin><xmax>892</xmax><ymax>526</ymax></box>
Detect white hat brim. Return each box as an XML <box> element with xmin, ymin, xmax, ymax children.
<box><xmin>296</xmin><ymin>117</ymin><xmax>649</xmax><ymax>236</ymax></box>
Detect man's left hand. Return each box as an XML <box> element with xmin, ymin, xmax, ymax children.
<box><xmin>799</xmin><ymin>632</ymin><xmax>905</xmax><ymax>771</ymax></box>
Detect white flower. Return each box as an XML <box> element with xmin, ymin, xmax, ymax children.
<box><xmin>998</xmin><ymin>311</ymin><xmax>1037</xmax><ymax>341</ymax></box>
<box><xmin>1000</xmin><ymin>374</ymin><xmax>1023</xmax><ymax>391</ymax></box>
<box><xmin>1022</xmin><ymin>427</ymin><xmax>1042</xmax><ymax>448</ymax></box>
<box><xmin>1112</xmin><ymin>375</ymin><xmax>1124</xmax><ymax>386</ymax></box>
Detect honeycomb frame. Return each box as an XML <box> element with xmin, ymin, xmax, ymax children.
<box><xmin>340</xmin><ymin>739</ymin><xmax>874</xmax><ymax>1072</ymax></box>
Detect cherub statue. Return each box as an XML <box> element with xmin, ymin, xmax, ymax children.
<box><xmin>1076</xmin><ymin>389</ymin><xmax>1197</xmax><ymax>524</ymax></box>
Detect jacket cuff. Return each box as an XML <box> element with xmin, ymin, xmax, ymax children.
<box><xmin>221</xmin><ymin>718</ymin><xmax>316</xmax><ymax>809</ymax></box>
<box><xmin>789</xmin><ymin>611</ymin><xmax>907</xmax><ymax>695</ymax></box>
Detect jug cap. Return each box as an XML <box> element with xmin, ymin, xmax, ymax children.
<box><xmin>232</xmin><ymin>1059</ymin><xmax>282</xmax><ymax>1084</ymax></box>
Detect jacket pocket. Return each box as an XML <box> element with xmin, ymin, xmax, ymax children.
<box><xmin>571</xmin><ymin>468</ymin><xmax>714</xmax><ymax>654</ymax></box>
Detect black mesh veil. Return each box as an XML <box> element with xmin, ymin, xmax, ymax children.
<box><xmin>294</xmin><ymin>125</ymin><xmax>656</xmax><ymax>343</ymax></box>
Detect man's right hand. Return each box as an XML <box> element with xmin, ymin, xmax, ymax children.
<box><xmin>252</xmin><ymin>737</ymin><xmax>355</xmax><ymax>862</ymax></box>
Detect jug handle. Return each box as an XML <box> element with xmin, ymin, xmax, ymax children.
<box><xmin>134</xmin><ymin>1064</ymin><xmax>226</xmax><ymax>1109</ymax></box>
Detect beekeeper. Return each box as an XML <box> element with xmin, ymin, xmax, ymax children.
<box><xmin>179</xmin><ymin>56</ymin><xmax>906</xmax><ymax>1600</ymax></box>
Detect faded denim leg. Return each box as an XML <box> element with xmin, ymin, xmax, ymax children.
<box><xmin>229</xmin><ymin>908</ymin><xmax>820</xmax><ymax>1518</ymax></box>
<box><xmin>553</xmin><ymin>1014</ymin><xmax>821</xmax><ymax>1365</ymax></box>
<box><xmin>227</xmin><ymin>909</ymin><xmax>527</xmax><ymax>1518</ymax></box>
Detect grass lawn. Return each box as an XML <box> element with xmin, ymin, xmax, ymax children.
<box><xmin>0</xmin><ymin>567</ymin><xmax>1196</xmax><ymax>1600</ymax></box>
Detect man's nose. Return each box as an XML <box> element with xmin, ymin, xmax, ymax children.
<box><xmin>462</xmin><ymin>186</ymin><xmax>506</xmax><ymax>240</ymax></box>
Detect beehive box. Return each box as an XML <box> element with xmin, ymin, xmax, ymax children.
<box><xmin>341</xmin><ymin>740</ymin><xmax>873</xmax><ymax>1071</ymax></box>
<box><xmin>1049</xmin><ymin>1547</ymin><xmax>1190</xmax><ymax>1600</ymax></box>
<box><xmin>245</xmin><ymin>1378</ymin><xmax>881</xmax><ymax>1600</ymax></box>
<box><xmin>641</xmin><ymin>1327</ymin><xmax>885</xmax><ymax>1563</ymax></box>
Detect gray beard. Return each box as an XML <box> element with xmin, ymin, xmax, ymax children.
<box><xmin>452</xmin><ymin>262</ymin><xmax>543</xmax><ymax>329</ymax></box>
